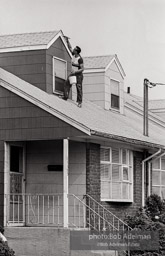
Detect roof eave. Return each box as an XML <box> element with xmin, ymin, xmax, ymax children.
<box><xmin>105</xmin><ymin>55</ymin><xmax>126</xmax><ymax>78</ymax></box>
<box><xmin>83</xmin><ymin>68</ymin><xmax>105</xmax><ymax>73</ymax></box>
<box><xmin>91</xmin><ymin>130</ymin><xmax>165</xmax><ymax>150</ymax></box>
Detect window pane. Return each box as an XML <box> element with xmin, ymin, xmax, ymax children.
<box><xmin>161</xmin><ymin>158</ymin><xmax>165</xmax><ymax>170</ymax></box>
<box><xmin>152</xmin><ymin>159</ymin><xmax>160</xmax><ymax>169</ymax></box>
<box><xmin>112</xmin><ymin>149</ymin><xmax>120</xmax><ymax>163</ymax></box>
<box><xmin>161</xmin><ymin>172</ymin><xmax>165</xmax><ymax>185</ymax></box>
<box><xmin>112</xmin><ymin>165</ymin><xmax>120</xmax><ymax>181</ymax></box>
<box><xmin>112</xmin><ymin>183</ymin><xmax>121</xmax><ymax>199</ymax></box>
<box><xmin>111</xmin><ymin>80</ymin><xmax>119</xmax><ymax>95</ymax></box>
<box><xmin>101</xmin><ymin>164</ymin><xmax>110</xmax><ymax>180</ymax></box>
<box><xmin>101</xmin><ymin>181</ymin><xmax>110</xmax><ymax>198</ymax></box>
<box><xmin>152</xmin><ymin>186</ymin><xmax>160</xmax><ymax>196</ymax></box>
<box><xmin>161</xmin><ymin>187</ymin><xmax>165</xmax><ymax>198</ymax></box>
<box><xmin>54</xmin><ymin>58</ymin><xmax>66</xmax><ymax>80</ymax></box>
<box><xmin>100</xmin><ymin>148</ymin><xmax>110</xmax><ymax>162</ymax></box>
<box><xmin>122</xmin><ymin>149</ymin><xmax>127</xmax><ymax>164</ymax></box>
<box><xmin>152</xmin><ymin>171</ymin><xmax>160</xmax><ymax>185</ymax></box>
<box><xmin>123</xmin><ymin>167</ymin><xmax>129</xmax><ymax>181</ymax></box>
<box><xmin>111</xmin><ymin>94</ymin><xmax>120</xmax><ymax>109</ymax></box>
<box><xmin>122</xmin><ymin>183</ymin><xmax>129</xmax><ymax>199</ymax></box>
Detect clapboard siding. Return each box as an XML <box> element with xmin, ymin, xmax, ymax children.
<box><xmin>0</xmin><ymin>50</ymin><xmax>47</xmax><ymax>91</ymax></box>
<box><xmin>0</xmin><ymin>86</ymin><xmax>85</xmax><ymax>140</ymax></box>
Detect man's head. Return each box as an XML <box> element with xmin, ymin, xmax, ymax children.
<box><xmin>72</xmin><ymin>46</ymin><xmax>81</xmax><ymax>55</ymax></box>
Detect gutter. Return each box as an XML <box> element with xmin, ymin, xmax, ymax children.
<box><xmin>91</xmin><ymin>130</ymin><xmax>165</xmax><ymax>149</ymax></box>
<box><xmin>142</xmin><ymin>149</ymin><xmax>162</xmax><ymax>207</ymax></box>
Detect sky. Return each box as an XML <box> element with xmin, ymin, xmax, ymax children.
<box><xmin>0</xmin><ymin>0</ymin><xmax>165</xmax><ymax>99</ymax></box>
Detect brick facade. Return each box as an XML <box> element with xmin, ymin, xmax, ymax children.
<box><xmin>86</xmin><ymin>143</ymin><xmax>101</xmax><ymax>202</ymax></box>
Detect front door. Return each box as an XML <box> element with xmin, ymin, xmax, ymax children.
<box><xmin>6</xmin><ymin>144</ymin><xmax>26</xmax><ymax>226</ymax></box>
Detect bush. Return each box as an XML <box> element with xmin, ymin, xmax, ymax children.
<box><xmin>0</xmin><ymin>226</ymin><xmax>15</xmax><ymax>256</ymax></box>
<box><xmin>125</xmin><ymin>195</ymin><xmax>165</xmax><ymax>256</ymax></box>
<box><xmin>0</xmin><ymin>241</ymin><xmax>15</xmax><ymax>256</ymax></box>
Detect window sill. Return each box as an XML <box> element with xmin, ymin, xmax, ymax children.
<box><xmin>101</xmin><ymin>199</ymin><xmax>133</xmax><ymax>203</ymax></box>
<box><xmin>53</xmin><ymin>90</ymin><xmax>63</xmax><ymax>96</ymax></box>
<box><xmin>110</xmin><ymin>108</ymin><xmax>120</xmax><ymax>113</ymax></box>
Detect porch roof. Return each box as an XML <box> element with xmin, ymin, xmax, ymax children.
<box><xmin>0</xmin><ymin>67</ymin><xmax>165</xmax><ymax>149</ymax></box>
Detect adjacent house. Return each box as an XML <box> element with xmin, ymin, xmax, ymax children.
<box><xmin>0</xmin><ymin>30</ymin><xmax>165</xmax><ymax>256</ymax></box>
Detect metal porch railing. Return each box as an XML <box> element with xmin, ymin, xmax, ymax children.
<box><xmin>5</xmin><ymin>193</ymin><xmax>131</xmax><ymax>255</ymax></box>
<box><xmin>5</xmin><ymin>193</ymin><xmax>131</xmax><ymax>231</ymax></box>
<box><xmin>83</xmin><ymin>194</ymin><xmax>132</xmax><ymax>232</ymax></box>
<box><xmin>5</xmin><ymin>194</ymin><xmax>63</xmax><ymax>226</ymax></box>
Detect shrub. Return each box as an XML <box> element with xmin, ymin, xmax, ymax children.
<box><xmin>0</xmin><ymin>241</ymin><xmax>15</xmax><ymax>256</ymax></box>
<box><xmin>124</xmin><ymin>195</ymin><xmax>165</xmax><ymax>256</ymax></box>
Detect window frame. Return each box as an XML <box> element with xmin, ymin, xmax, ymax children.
<box><xmin>110</xmin><ymin>78</ymin><xmax>120</xmax><ymax>111</ymax></box>
<box><xmin>100</xmin><ymin>147</ymin><xmax>133</xmax><ymax>202</ymax></box>
<box><xmin>53</xmin><ymin>56</ymin><xmax>67</xmax><ymax>94</ymax></box>
<box><xmin>152</xmin><ymin>157</ymin><xmax>165</xmax><ymax>198</ymax></box>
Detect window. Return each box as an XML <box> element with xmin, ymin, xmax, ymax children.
<box><xmin>53</xmin><ymin>57</ymin><xmax>67</xmax><ymax>93</ymax></box>
<box><xmin>152</xmin><ymin>157</ymin><xmax>165</xmax><ymax>198</ymax></box>
<box><xmin>111</xmin><ymin>79</ymin><xmax>120</xmax><ymax>110</ymax></box>
<box><xmin>100</xmin><ymin>147</ymin><xmax>133</xmax><ymax>202</ymax></box>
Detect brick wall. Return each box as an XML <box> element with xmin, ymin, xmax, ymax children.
<box><xmin>86</xmin><ymin>143</ymin><xmax>100</xmax><ymax>202</ymax></box>
<box><xmin>86</xmin><ymin>143</ymin><xmax>144</xmax><ymax>221</ymax></box>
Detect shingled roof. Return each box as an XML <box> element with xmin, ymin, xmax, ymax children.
<box><xmin>84</xmin><ymin>55</ymin><xmax>126</xmax><ymax>77</ymax></box>
<box><xmin>84</xmin><ymin>55</ymin><xmax>115</xmax><ymax>69</ymax></box>
<box><xmin>0</xmin><ymin>30</ymin><xmax>72</xmax><ymax>57</ymax></box>
<box><xmin>0</xmin><ymin>67</ymin><xmax>165</xmax><ymax>149</ymax></box>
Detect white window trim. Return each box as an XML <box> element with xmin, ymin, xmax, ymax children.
<box><xmin>53</xmin><ymin>56</ymin><xmax>67</xmax><ymax>94</ymax></box>
<box><xmin>100</xmin><ymin>147</ymin><xmax>133</xmax><ymax>202</ymax></box>
<box><xmin>152</xmin><ymin>158</ymin><xmax>165</xmax><ymax>198</ymax></box>
<box><xmin>110</xmin><ymin>78</ymin><xmax>120</xmax><ymax>111</ymax></box>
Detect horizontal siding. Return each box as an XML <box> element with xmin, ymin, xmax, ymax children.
<box><xmin>0</xmin><ymin>50</ymin><xmax>46</xmax><ymax>91</ymax></box>
<box><xmin>0</xmin><ymin>53</ymin><xmax>46</xmax><ymax>66</ymax></box>
<box><xmin>0</xmin><ymin>86</ymin><xmax>85</xmax><ymax>141</ymax></box>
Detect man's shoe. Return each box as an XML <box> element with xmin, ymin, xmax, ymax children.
<box><xmin>78</xmin><ymin>103</ymin><xmax>82</xmax><ymax>108</ymax></box>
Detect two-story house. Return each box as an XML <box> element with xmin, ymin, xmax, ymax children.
<box><xmin>0</xmin><ymin>30</ymin><xmax>165</xmax><ymax>256</ymax></box>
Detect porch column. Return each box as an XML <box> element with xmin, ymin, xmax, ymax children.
<box><xmin>63</xmin><ymin>139</ymin><xmax>69</xmax><ymax>228</ymax></box>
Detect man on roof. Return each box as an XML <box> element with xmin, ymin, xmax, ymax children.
<box><xmin>63</xmin><ymin>46</ymin><xmax>84</xmax><ymax>108</ymax></box>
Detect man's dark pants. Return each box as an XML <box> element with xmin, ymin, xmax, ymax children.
<box><xmin>64</xmin><ymin>74</ymin><xmax>83</xmax><ymax>103</ymax></box>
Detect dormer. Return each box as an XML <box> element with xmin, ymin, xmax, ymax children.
<box><xmin>81</xmin><ymin>55</ymin><xmax>126</xmax><ymax>114</ymax></box>
<box><xmin>0</xmin><ymin>30</ymin><xmax>72</xmax><ymax>94</ymax></box>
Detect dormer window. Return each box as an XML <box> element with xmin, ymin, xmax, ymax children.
<box><xmin>111</xmin><ymin>79</ymin><xmax>120</xmax><ymax>110</ymax></box>
<box><xmin>53</xmin><ymin>57</ymin><xmax>67</xmax><ymax>94</ymax></box>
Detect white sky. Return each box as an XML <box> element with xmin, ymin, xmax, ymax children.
<box><xmin>0</xmin><ymin>0</ymin><xmax>165</xmax><ymax>99</ymax></box>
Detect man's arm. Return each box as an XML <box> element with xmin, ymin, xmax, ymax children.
<box><xmin>72</xmin><ymin>58</ymin><xmax>84</xmax><ymax>75</ymax></box>
<box><xmin>75</xmin><ymin>62</ymin><xmax>84</xmax><ymax>74</ymax></box>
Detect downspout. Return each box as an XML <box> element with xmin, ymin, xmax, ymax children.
<box><xmin>142</xmin><ymin>148</ymin><xmax>161</xmax><ymax>207</ymax></box>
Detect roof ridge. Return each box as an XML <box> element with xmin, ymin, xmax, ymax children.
<box><xmin>84</xmin><ymin>54</ymin><xmax>115</xmax><ymax>58</ymax></box>
<box><xmin>0</xmin><ymin>30</ymin><xmax>60</xmax><ymax>37</ymax></box>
